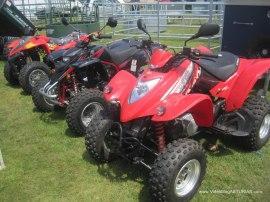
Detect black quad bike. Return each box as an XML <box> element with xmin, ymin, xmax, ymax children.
<box><xmin>31</xmin><ymin>17</ymin><xmax>119</xmax><ymax>112</ymax></box>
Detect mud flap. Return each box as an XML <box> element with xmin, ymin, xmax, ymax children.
<box><xmin>214</xmin><ymin>109</ymin><xmax>254</xmax><ymax>137</ymax></box>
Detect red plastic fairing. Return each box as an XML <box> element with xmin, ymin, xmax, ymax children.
<box><xmin>211</xmin><ymin>58</ymin><xmax>270</xmax><ymax>111</ymax></box>
<box><xmin>150</xmin><ymin>49</ymin><xmax>173</xmax><ymax>69</ymax></box>
<box><xmin>104</xmin><ymin>70</ymin><xmax>137</xmax><ymax>103</ymax></box>
<box><xmin>152</xmin><ymin>94</ymin><xmax>214</xmax><ymax>127</ymax></box>
<box><xmin>9</xmin><ymin>35</ymin><xmax>51</xmax><ymax>56</ymax></box>
<box><xmin>7</xmin><ymin>38</ymin><xmax>20</xmax><ymax>50</ymax></box>
<box><xmin>106</xmin><ymin>60</ymin><xmax>200</xmax><ymax>123</ymax></box>
<box><xmin>8</xmin><ymin>34</ymin><xmax>89</xmax><ymax>56</ymax></box>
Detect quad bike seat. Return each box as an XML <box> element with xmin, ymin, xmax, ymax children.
<box><xmin>198</xmin><ymin>51</ymin><xmax>239</xmax><ymax>81</ymax></box>
<box><xmin>102</xmin><ymin>39</ymin><xmax>139</xmax><ymax>65</ymax></box>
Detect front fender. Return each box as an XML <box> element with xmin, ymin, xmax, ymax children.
<box><xmin>152</xmin><ymin>94</ymin><xmax>214</xmax><ymax>127</ymax></box>
<box><xmin>104</xmin><ymin>70</ymin><xmax>136</xmax><ymax>103</ymax></box>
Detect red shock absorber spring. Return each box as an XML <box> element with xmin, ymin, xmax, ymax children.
<box><xmin>154</xmin><ymin>122</ymin><xmax>166</xmax><ymax>152</ymax></box>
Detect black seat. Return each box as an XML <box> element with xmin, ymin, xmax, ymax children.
<box><xmin>103</xmin><ymin>39</ymin><xmax>139</xmax><ymax>65</ymax></box>
<box><xmin>197</xmin><ymin>51</ymin><xmax>239</xmax><ymax>81</ymax></box>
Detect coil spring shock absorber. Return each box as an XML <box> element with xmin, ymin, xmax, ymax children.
<box><xmin>71</xmin><ymin>75</ymin><xmax>78</xmax><ymax>94</ymax></box>
<box><xmin>154</xmin><ymin>122</ymin><xmax>166</xmax><ymax>152</ymax></box>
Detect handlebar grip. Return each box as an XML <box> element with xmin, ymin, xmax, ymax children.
<box><xmin>99</xmin><ymin>34</ymin><xmax>112</xmax><ymax>39</ymax></box>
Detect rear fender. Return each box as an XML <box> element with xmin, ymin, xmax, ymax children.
<box><xmin>223</xmin><ymin>59</ymin><xmax>270</xmax><ymax>111</ymax></box>
<box><xmin>104</xmin><ymin>70</ymin><xmax>137</xmax><ymax>103</ymax></box>
<box><xmin>152</xmin><ymin>93</ymin><xmax>214</xmax><ymax>127</ymax></box>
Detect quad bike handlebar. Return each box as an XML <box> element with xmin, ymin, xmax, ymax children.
<box><xmin>77</xmin><ymin>32</ymin><xmax>112</xmax><ymax>46</ymax></box>
<box><xmin>193</xmin><ymin>49</ymin><xmax>219</xmax><ymax>58</ymax></box>
<box><xmin>130</xmin><ymin>38</ymin><xmax>167</xmax><ymax>53</ymax></box>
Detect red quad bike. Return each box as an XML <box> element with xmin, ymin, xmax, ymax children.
<box><xmin>0</xmin><ymin>0</ymin><xmax>35</xmax><ymax>60</ymax></box>
<box><xmin>85</xmin><ymin>20</ymin><xmax>270</xmax><ymax>201</ymax></box>
<box><xmin>4</xmin><ymin>17</ymin><xmax>88</xmax><ymax>93</ymax></box>
<box><xmin>65</xmin><ymin>24</ymin><xmax>167</xmax><ymax>136</ymax></box>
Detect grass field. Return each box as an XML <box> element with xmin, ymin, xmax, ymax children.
<box><xmin>0</xmin><ymin>57</ymin><xmax>269</xmax><ymax>202</ymax></box>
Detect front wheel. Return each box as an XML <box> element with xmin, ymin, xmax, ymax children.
<box><xmin>66</xmin><ymin>89</ymin><xmax>106</xmax><ymax>136</ymax></box>
<box><xmin>19</xmin><ymin>61</ymin><xmax>50</xmax><ymax>94</ymax></box>
<box><xmin>4</xmin><ymin>62</ymin><xmax>18</xmax><ymax>85</ymax></box>
<box><xmin>149</xmin><ymin>138</ymin><xmax>206</xmax><ymax>202</ymax></box>
<box><xmin>32</xmin><ymin>78</ymin><xmax>55</xmax><ymax>112</ymax></box>
<box><xmin>85</xmin><ymin>113</ymin><xmax>119</xmax><ymax>162</ymax></box>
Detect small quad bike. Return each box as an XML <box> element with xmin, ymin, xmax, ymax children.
<box><xmin>4</xmin><ymin>17</ymin><xmax>88</xmax><ymax>92</ymax></box>
<box><xmin>85</xmin><ymin>20</ymin><xmax>270</xmax><ymax>202</ymax></box>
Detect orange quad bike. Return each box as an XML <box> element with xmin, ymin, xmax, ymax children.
<box><xmin>4</xmin><ymin>17</ymin><xmax>88</xmax><ymax>94</ymax></box>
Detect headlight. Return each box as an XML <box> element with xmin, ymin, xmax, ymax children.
<box><xmin>129</xmin><ymin>78</ymin><xmax>160</xmax><ymax>104</ymax></box>
<box><xmin>62</xmin><ymin>57</ymin><xmax>70</xmax><ymax>63</ymax></box>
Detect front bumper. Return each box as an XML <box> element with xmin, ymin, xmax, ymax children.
<box><xmin>39</xmin><ymin>81</ymin><xmax>63</xmax><ymax>106</ymax></box>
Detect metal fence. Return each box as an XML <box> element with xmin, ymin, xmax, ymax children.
<box><xmin>14</xmin><ymin>0</ymin><xmax>225</xmax><ymax>50</ymax></box>
<box><xmin>98</xmin><ymin>1</ymin><xmax>224</xmax><ymax>50</ymax></box>
<box><xmin>15</xmin><ymin>0</ymin><xmax>98</xmax><ymax>26</ymax></box>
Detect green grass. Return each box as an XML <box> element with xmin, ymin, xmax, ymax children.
<box><xmin>0</xmin><ymin>60</ymin><xmax>269</xmax><ymax>202</ymax></box>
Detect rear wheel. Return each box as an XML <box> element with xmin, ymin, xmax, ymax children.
<box><xmin>238</xmin><ymin>95</ymin><xmax>270</xmax><ymax>150</ymax></box>
<box><xmin>85</xmin><ymin>113</ymin><xmax>119</xmax><ymax>162</ymax></box>
<box><xmin>66</xmin><ymin>89</ymin><xmax>106</xmax><ymax>136</ymax></box>
<box><xmin>19</xmin><ymin>61</ymin><xmax>50</xmax><ymax>94</ymax></box>
<box><xmin>32</xmin><ymin>77</ymin><xmax>55</xmax><ymax>112</ymax></box>
<box><xmin>4</xmin><ymin>62</ymin><xmax>18</xmax><ymax>85</ymax></box>
<box><xmin>149</xmin><ymin>138</ymin><xmax>206</xmax><ymax>202</ymax></box>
